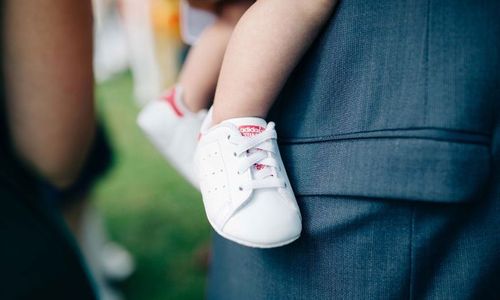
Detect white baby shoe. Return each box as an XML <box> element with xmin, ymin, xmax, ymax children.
<box><xmin>137</xmin><ymin>86</ymin><xmax>206</xmax><ymax>188</ymax></box>
<box><xmin>195</xmin><ymin>111</ymin><xmax>302</xmax><ymax>248</ymax></box>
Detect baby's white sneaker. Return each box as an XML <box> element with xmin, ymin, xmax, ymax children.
<box><xmin>137</xmin><ymin>86</ymin><xmax>206</xmax><ymax>188</ymax></box>
<box><xmin>195</xmin><ymin>112</ymin><xmax>302</xmax><ymax>248</ymax></box>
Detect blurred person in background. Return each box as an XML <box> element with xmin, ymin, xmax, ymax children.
<box><xmin>0</xmin><ymin>0</ymin><xmax>96</xmax><ymax>297</ymax></box>
<box><xmin>0</xmin><ymin>0</ymin><xmax>110</xmax><ymax>298</ymax></box>
<box><xmin>120</xmin><ymin>0</ymin><xmax>163</xmax><ymax>105</ymax></box>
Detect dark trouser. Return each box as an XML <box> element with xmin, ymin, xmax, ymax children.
<box><xmin>0</xmin><ymin>174</ymin><xmax>96</xmax><ymax>300</ymax></box>
<box><xmin>209</xmin><ymin>189</ymin><xmax>500</xmax><ymax>299</ymax></box>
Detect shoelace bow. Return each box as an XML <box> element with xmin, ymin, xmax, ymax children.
<box><xmin>228</xmin><ymin>122</ymin><xmax>286</xmax><ymax>191</ymax></box>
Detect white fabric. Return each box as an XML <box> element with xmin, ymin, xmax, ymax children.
<box><xmin>180</xmin><ymin>0</ymin><xmax>216</xmax><ymax>45</ymax></box>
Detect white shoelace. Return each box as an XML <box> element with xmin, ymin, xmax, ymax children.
<box><xmin>228</xmin><ymin>122</ymin><xmax>286</xmax><ymax>191</ymax></box>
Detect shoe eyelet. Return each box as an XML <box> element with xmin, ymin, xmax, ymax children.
<box><xmin>227</xmin><ymin>135</ymin><xmax>231</xmax><ymax>140</ymax></box>
<box><xmin>233</xmin><ymin>152</ymin><xmax>237</xmax><ymax>157</ymax></box>
<box><xmin>284</xmin><ymin>183</ymin><xmax>287</xmax><ymax>188</ymax></box>
<box><xmin>238</xmin><ymin>187</ymin><xmax>243</xmax><ymax>191</ymax></box>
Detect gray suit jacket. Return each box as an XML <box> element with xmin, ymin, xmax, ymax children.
<box><xmin>208</xmin><ymin>1</ymin><xmax>500</xmax><ymax>299</ymax></box>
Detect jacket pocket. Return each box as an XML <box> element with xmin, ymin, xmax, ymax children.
<box><xmin>279</xmin><ymin>129</ymin><xmax>491</xmax><ymax>203</ymax></box>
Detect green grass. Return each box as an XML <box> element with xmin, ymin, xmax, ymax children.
<box><xmin>93</xmin><ymin>72</ymin><xmax>211</xmax><ymax>300</ymax></box>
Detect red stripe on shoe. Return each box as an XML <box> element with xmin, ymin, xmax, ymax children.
<box><xmin>161</xmin><ymin>88</ymin><xmax>184</xmax><ymax>117</ymax></box>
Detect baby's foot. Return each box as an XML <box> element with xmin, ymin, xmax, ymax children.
<box><xmin>195</xmin><ymin>111</ymin><xmax>302</xmax><ymax>248</ymax></box>
<box><xmin>137</xmin><ymin>86</ymin><xmax>206</xmax><ymax>188</ymax></box>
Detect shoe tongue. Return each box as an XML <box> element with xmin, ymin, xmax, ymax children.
<box><xmin>222</xmin><ymin>117</ymin><xmax>267</xmax><ymax>137</ymax></box>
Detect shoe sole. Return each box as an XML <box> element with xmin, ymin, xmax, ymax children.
<box><xmin>207</xmin><ymin>217</ymin><xmax>301</xmax><ymax>249</ymax></box>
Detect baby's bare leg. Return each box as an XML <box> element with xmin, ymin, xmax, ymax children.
<box><xmin>212</xmin><ymin>0</ymin><xmax>337</xmax><ymax>123</ymax></box>
<box><xmin>178</xmin><ymin>1</ymin><xmax>252</xmax><ymax>112</ymax></box>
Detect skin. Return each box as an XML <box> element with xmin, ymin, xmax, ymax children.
<box><xmin>179</xmin><ymin>1</ymin><xmax>253</xmax><ymax>112</ymax></box>
<box><xmin>212</xmin><ymin>0</ymin><xmax>338</xmax><ymax>123</ymax></box>
<box><xmin>2</xmin><ymin>0</ymin><xmax>95</xmax><ymax>188</ymax></box>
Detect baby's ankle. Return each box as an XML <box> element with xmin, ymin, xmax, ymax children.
<box><xmin>212</xmin><ymin>110</ymin><xmax>267</xmax><ymax>126</ymax></box>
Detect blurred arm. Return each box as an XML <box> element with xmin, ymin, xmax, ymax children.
<box><xmin>2</xmin><ymin>0</ymin><xmax>96</xmax><ymax>188</ymax></box>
